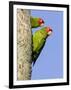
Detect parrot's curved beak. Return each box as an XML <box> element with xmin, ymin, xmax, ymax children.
<box><xmin>48</xmin><ymin>29</ymin><xmax>52</xmax><ymax>35</ymax></box>
<box><xmin>45</xmin><ymin>27</ymin><xmax>53</xmax><ymax>35</ymax></box>
<box><xmin>38</xmin><ymin>18</ymin><xmax>44</xmax><ymax>26</ymax></box>
<box><xmin>40</xmin><ymin>23</ymin><xmax>44</xmax><ymax>26</ymax></box>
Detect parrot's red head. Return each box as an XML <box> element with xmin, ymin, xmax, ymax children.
<box><xmin>38</xmin><ymin>18</ymin><xmax>44</xmax><ymax>26</ymax></box>
<box><xmin>45</xmin><ymin>27</ymin><xmax>52</xmax><ymax>35</ymax></box>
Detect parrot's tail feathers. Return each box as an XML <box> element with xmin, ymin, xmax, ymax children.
<box><xmin>33</xmin><ymin>61</ymin><xmax>36</xmax><ymax>66</ymax></box>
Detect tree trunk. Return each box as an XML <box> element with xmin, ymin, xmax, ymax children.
<box><xmin>17</xmin><ymin>9</ymin><xmax>32</xmax><ymax>80</ymax></box>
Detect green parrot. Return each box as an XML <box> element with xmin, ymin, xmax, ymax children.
<box><xmin>31</xmin><ymin>17</ymin><xmax>44</xmax><ymax>28</ymax></box>
<box><xmin>32</xmin><ymin>27</ymin><xmax>52</xmax><ymax>65</ymax></box>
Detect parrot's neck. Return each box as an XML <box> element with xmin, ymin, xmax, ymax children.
<box><xmin>40</xmin><ymin>29</ymin><xmax>48</xmax><ymax>39</ymax></box>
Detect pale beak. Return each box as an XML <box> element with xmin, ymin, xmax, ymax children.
<box><xmin>48</xmin><ymin>30</ymin><xmax>52</xmax><ymax>35</ymax></box>
<box><xmin>40</xmin><ymin>23</ymin><xmax>44</xmax><ymax>26</ymax></box>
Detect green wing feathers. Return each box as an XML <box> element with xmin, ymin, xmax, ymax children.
<box><xmin>31</xmin><ymin>17</ymin><xmax>52</xmax><ymax>65</ymax></box>
<box><xmin>32</xmin><ymin>29</ymin><xmax>46</xmax><ymax>65</ymax></box>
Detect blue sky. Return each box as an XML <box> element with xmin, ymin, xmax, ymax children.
<box><xmin>31</xmin><ymin>10</ymin><xmax>63</xmax><ymax>80</ymax></box>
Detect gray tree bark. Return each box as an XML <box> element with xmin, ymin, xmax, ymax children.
<box><xmin>17</xmin><ymin>9</ymin><xmax>32</xmax><ymax>80</ymax></box>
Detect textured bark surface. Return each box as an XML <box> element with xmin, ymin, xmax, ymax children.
<box><xmin>17</xmin><ymin>9</ymin><xmax>32</xmax><ymax>80</ymax></box>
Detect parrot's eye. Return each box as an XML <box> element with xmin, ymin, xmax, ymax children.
<box><xmin>38</xmin><ymin>18</ymin><xmax>44</xmax><ymax>26</ymax></box>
